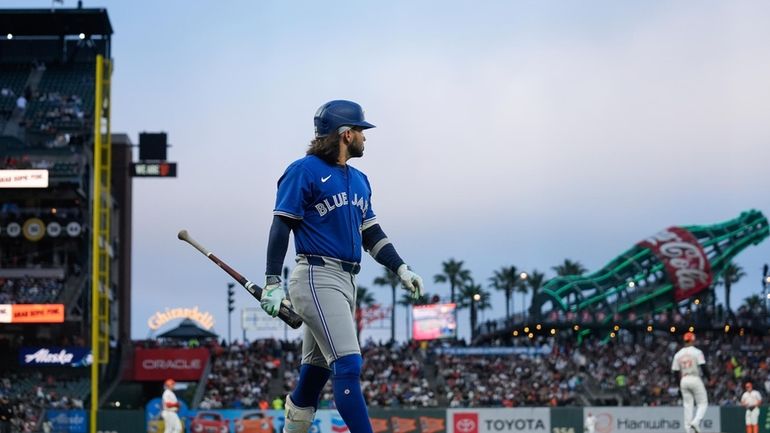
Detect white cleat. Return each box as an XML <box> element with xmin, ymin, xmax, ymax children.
<box><xmin>283</xmin><ymin>395</ymin><xmax>316</xmax><ymax>433</ymax></box>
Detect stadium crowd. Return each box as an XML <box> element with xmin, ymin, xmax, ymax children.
<box><xmin>197</xmin><ymin>329</ymin><xmax>770</xmax><ymax>409</ymax></box>
<box><xmin>2</xmin><ymin>329</ymin><xmax>768</xmax><ymax>431</ymax></box>
<box><xmin>0</xmin><ymin>371</ymin><xmax>87</xmax><ymax>433</ymax></box>
<box><xmin>0</xmin><ymin>277</ymin><xmax>63</xmax><ymax>304</ymax></box>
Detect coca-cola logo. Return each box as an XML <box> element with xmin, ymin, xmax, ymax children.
<box><xmin>142</xmin><ymin>358</ymin><xmax>201</xmax><ymax>370</ymax></box>
<box><xmin>640</xmin><ymin>227</ymin><xmax>712</xmax><ymax>301</ymax></box>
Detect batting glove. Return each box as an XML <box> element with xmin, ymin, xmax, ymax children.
<box><xmin>397</xmin><ymin>264</ymin><xmax>424</xmax><ymax>300</ymax></box>
<box><xmin>260</xmin><ymin>275</ymin><xmax>285</xmax><ymax>317</ymax></box>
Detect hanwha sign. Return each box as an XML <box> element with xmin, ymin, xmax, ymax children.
<box><xmin>595</xmin><ymin>413</ymin><xmax>613</xmax><ymax>433</ymax></box>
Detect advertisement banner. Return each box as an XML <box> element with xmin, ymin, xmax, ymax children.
<box><xmin>583</xmin><ymin>406</ymin><xmax>721</xmax><ymax>433</ymax></box>
<box><xmin>0</xmin><ymin>304</ymin><xmax>10</xmax><ymax>323</ymax></box>
<box><xmin>434</xmin><ymin>346</ymin><xmax>551</xmax><ymax>356</ymax></box>
<box><xmin>412</xmin><ymin>303</ymin><xmax>457</xmax><ymax>341</ymax></box>
<box><xmin>147</xmin><ymin>407</ymin><xmax>446</xmax><ymax>433</ymax></box>
<box><xmin>133</xmin><ymin>348</ymin><xmax>209</xmax><ymax>381</ymax></box>
<box><xmin>447</xmin><ymin>408</ymin><xmax>550</xmax><ymax>433</ymax></box>
<box><xmin>0</xmin><ymin>304</ymin><xmax>65</xmax><ymax>323</ymax></box>
<box><xmin>45</xmin><ymin>409</ymin><xmax>87</xmax><ymax>433</ymax></box>
<box><xmin>0</xmin><ymin>169</ymin><xmax>49</xmax><ymax>188</ymax></box>
<box><xmin>19</xmin><ymin>347</ymin><xmax>92</xmax><ymax>367</ymax></box>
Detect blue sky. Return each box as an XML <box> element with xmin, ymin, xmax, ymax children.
<box><xmin>9</xmin><ymin>0</ymin><xmax>770</xmax><ymax>342</ymax></box>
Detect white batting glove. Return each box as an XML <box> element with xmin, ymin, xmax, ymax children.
<box><xmin>260</xmin><ymin>275</ymin><xmax>285</xmax><ymax>317</ymax></box>
<box><xmin>397</xmin><ymin>264</ymin><xmax>424</xmax><ymax>300</ymax></box>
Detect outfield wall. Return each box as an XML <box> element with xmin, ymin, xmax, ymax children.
<box><xmin>77</xmin><ymin>406</ymin><xmax>770</xmax><ymax>433</ymax></box>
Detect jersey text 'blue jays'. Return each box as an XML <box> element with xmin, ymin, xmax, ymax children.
<box><xmin>273</xmin><ymin>155</ymin><xmax>375</xmax><ymax>263</ymax></box>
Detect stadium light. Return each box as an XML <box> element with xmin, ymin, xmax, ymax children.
<box><xmin>512</xmin><ymin>330</ymin><xmax>519</xmax><ymax>337</ymax></box>
<box><xmin>550</xmin><ymin>328</ymin><xmax>556</xmax><ymax>335</ymax></box>
<box><xmin>724</xmin><ymin>324</ymin><xmax>731</xmax><ymax>333</ymax></box>
<box><xmin>79</xmin><ymin>33</ymin><xmax>86</xmax><ymax>39</ymax></box>
<box><xmin>6</xmin><ymin>33</ymin><xmax>12</xmax><ymax>40</ymax></box>
<box><xmin>527</xmin><ymin>332</ymin><xmax>534</xmax><ymax>339</ymax></box>
<box><xmin>646</xmin><ymin>325</ymin><xmax>653</xmax><ymax>332</ymax></box>
<box><xmin>627</xmin><ymin>281</ymin><xmax>635</xmax><ymax>288</ymax></box>
<box><xmin>613</xmin><ymin>324</ymin><xmax>620</xmax><ymax>331</ymax></box>
<box><xmin>473</xmin><ymin>293</ymin><xmax>481</xmax><ymax>301</ymax></box>
<box><xmin>688</xmin><ymin>326</ymin><xmax>694</xmax><ymax>332</ymax></box>
<box><xmin>519</xmin><ymin>272</ymin><xmax>528</xmax><ymax>281</ymax></box>
<box><xmin>535</xmin><ymin>324</ymin><xmax>542</xmax><ymax>330</ymax></box>
<box><xmin>524</xmin><ymin>326</ymin><xmax>530</xmax><ymax>333</ymax></box>
<box><xmin>669</xmin><ymin>326</ymin><xmax>676</xmax><ymax>333</ymax></box>
<box><xmin>610</xmin><ymin>332</ymin><xmax>616</xmax><ymax>338</ymax></box>
<box><xmin>573</xmin><ymin>324</ymin><xmax>580</xmax><ymax>331</ymax></box>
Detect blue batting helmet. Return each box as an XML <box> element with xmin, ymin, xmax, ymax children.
<box><xmin>314</xmin><ymin>100</ymin><xmax>375</xmax><ymax>137</ymax></box>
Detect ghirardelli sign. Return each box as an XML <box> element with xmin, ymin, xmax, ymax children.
<box><xmin>133</xmin><ymin>348</ymin><xmax>209</xmax><ymax>381</ymax></box>
<box><xmin>639</xmin><ymin>227</ymin><xmax>712</xmax><ymax>301</ymax></box>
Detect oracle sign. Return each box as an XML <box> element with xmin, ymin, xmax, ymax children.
<box><xmin>133</xmin><ymin>348</ymin><xmax>209</xmax><ymax>381</ymax></box>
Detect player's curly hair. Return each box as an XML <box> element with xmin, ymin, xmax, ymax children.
<box><xmin>307</xmin><ymin>131</ymin><xmax>341</xmax><ymax>164</ymax></box>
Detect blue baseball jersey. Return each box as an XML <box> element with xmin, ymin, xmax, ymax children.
<box><xmin>274</xmin><ymin>155</ymin><xmax>376</xmax><ymax>263</ymax></box>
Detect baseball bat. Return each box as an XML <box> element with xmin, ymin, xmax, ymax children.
<box><xmin>177</xmin><ymin>229</ymin><xmax>303</xmax><ymax>329</ymax></box>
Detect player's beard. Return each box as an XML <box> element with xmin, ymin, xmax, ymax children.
<box><xmin>347</xmin><ymin>137</ymin><xmax>364</xmax><ymax>158</ymax></box>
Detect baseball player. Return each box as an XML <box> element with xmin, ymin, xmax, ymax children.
<box><xmin>741</xmin><ymin>381</ymin><xmax>762</xmax><ymax>433</ymax></box>
<box><xmin>161</xmin><ymin>378</ymin><xmax>182</xmax><ymax>433</ymax></box>
<box><xmin>671</xmin><ymin>332</ymin><xmax>710</xmax><ymax>433</ymax></box>
<box><xmin>261</xmin><ymin>100</ymin><xmax>424</xmax><ymax>433</ymax></box>
<box><xmin>584</xmin><ymin>412</ymin><xmax>596</xmax><ymax>433</ymax></box>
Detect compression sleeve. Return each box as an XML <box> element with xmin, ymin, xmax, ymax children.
<box><xmin>266</xmin><ymin>215</ymin><xmax>298</xmax><ymax>276</ymax></box>
<box><xmin>362</xmin><ymin>223</ymin><xmax>405</xmax><ymax>274</ymax></box>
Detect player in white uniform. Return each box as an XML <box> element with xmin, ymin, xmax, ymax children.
<box><xmin>741</xmin><ymin>381</ymin><xmax>762</xmax><ymax>433</ymax></box>
<box><xmin>584</xmin><ymin>412</ymin><xmax>597</xmax><ymax>433</ymax></box>
<box><xmin>671</xmin><ymin>332</ymin><xmax>710</xmax><ymax>433</ymax></box>
<box><xmin>161</xmin><ymin>379</ymin><xmax>182</xmax><ymax>433</ymax></box>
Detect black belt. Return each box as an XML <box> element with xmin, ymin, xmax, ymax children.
<box><xmin>305</xmin><ymin>256</ymin><xmax>361</xmax><ymax>275</ymax></box>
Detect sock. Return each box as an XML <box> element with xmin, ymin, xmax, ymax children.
<box><xmin>290</xmin><ymin>363</ymin><xmax>331</xmax><ymax>409</ymax></box>
<box><xmin>332</xmin><ymin>354</ymin><xmax>372</xmax><ymax>433</ymax></box>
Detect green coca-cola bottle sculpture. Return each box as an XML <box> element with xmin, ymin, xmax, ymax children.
<box><xmin>531</xmin><ymin>210</ymin><xmax>768</xmax><ymax>328</ymax></box>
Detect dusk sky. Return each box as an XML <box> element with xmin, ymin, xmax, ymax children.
<box><xmin>11</xmin><ymin>0</ymin><xmax>770</xmax><ymax>342</ymax></box>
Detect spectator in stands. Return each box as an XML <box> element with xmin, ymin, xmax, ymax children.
<box><xmin>0</xmin><ymin>394</ymin><xmax>11</xmax><ymax>433</ymax></box>
<box><xmin>15</xmin><ymin>95</ymin><xmax>26</xmax><ymax>112</ymax></box>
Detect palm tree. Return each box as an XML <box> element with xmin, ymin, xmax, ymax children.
<box><xmin>526</xmin><ymin>270</ymin><xmax>547</xmax><ymax>318</ymax></box>
<box><xmin>456</xmin><ymin>280</ymin><xmax>491</xmax><ymax>341</ymax></box>
<box><xmin>355</xmin><ymin>285</ymin><xmax>377</xmax><ymax>344</ymax></box>
<box><xmin>551</xmin><ymin>259</ymin><xmax>587</xmax><ymax>277</ymax></box>
<box><xmin>489</xmin><ymin>266</ymin><xmax>520</xmax><ymax>320</ymax></box>
<box><xmin>741</xmin><ymin>294</ymin><xmax>763</xmax><ymax>312</ymax></box>
<box><xmin>552</xmin><ymin>259</ymin><xmax>587</xmax><ymax>306</ymax></box>
<box><xmin>373</xmin><ymin>266</ymin><xmax>401</xmax><ymax>342</ymax></box>
<box><xmin>434</xmin><ymin>258</ymin><xmax>471</xmax><ymax>304</ymax></box>
<box><xmin>718</xmin><ymin>263</ymin><xmax>746</xmax><ymax>314</ymax></box>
